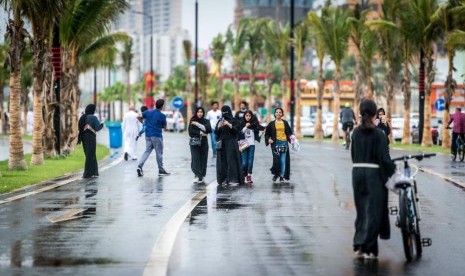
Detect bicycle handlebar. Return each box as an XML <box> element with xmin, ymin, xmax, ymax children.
<box><xmin>391</xmin><ymin>153</ymin><xmax>436</xmax><ymax>162</ymax></box>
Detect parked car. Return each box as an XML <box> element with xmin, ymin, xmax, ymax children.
<box><xmin>411</xmin><ymin>117</ymin><xmax>441</xmax><ymax>145</ymax></box>
<box><xmin>310</xmin><ymin>113</ymin><xmax>343</xmax><ymax>138</ymax></box>
<box><xmin>162</xmin><ymin>111</ymin><xmax>185</xmax><ymax>132</ymax></box>
<box><xmin>391</xmin><ymin>117</ymin><xmax>419</xmax><ymax>140</ymax></box>
<box><xmin>285</xmin><ymin>116</ymin><xmax>315</xmax><ymax>137</ymax></box>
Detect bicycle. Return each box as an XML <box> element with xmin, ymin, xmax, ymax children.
<box><xmin>389</xmin><ymin>153</ymin><xmax>436</xmax><ymax>261</ymax></box>
<box><xmin>344</xmin><ymin>122</ymin><xmax>354</xmax><ymax>150</ymax></box>
<box><xmin>446</xmin><ymin>127</ymin><xmax>465</xmax><ymax>161</ymax></box>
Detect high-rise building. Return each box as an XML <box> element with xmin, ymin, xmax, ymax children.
<box><xmin>234</xmin><ymin>0</ymin><xmax>314</xmax><ymax>26</ymax></box>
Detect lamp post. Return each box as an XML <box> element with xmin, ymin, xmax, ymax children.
<box><xmin>133</xmin><ymin>10</ymin><xmax>153</xmax><ymax>106</ymax></box>
<box><xmin>290</xmin><ymin>0</ymin><xmax>295</xmax><ymax>131</ymax></box>
<box><xmin>194</xmin><ymin>0</ymin><xmax>199</xmax><ymax>106</ymax></box>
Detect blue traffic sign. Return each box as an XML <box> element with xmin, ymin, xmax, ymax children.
<box><xmin>172</xmin><ymin>96</ymin><xmax>184</xmax><ymax>109</ymax></box>
<box><xmin>434</xmin><ymin>98</ymin><xmax>445</xmax><ymax>111</ymax></box>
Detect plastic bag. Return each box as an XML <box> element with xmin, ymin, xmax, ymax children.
<box><xmin>385</xmin><ymin>169</ymin><xmax>409</xmax><ymax>194</ymax></box>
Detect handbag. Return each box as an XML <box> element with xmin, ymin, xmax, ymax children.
<box><xmin>189</xmin><ymin>137</ymin><xmax>202</xmax><ymax>146</ymax></box>
<box><xmin>238</xmin><ymin>139</ymin><xmax>249</xmax><ymax>152</ymax></box>
<box><xmin>216</xmin><ymin>140</ymin><xmax>223</xmax><ymax>151</ymax></box>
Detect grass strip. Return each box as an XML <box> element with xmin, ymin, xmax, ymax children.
<box><xmin>0</xmin><ymin>144</ymin><xmax>110</xmax><ymax>194</ymax></box>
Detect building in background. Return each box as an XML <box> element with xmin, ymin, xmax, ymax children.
<box><xmin>234</xmin><ymin>0</ymin><xmax>314</xmax><ymax>26</ymax></box>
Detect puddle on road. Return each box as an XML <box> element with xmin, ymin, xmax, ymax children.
<box><xmin>33</xmin><ymin>257</ymin><xmax>119</xmax><ymax>266</ymax></box>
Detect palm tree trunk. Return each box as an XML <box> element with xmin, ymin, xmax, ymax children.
<box><xmin>233</xmin><ymin>59</ymin><xmax>240</xmax><ymax>111</ymax></box>
<box><xmin>126</xmin><ymin>69</ymin><xmax>131</xmax><ymax>105</ymax></box>
<box><xmin>315</xmin><ymin>60</ymin><xmax>324</xmax><ymax>140</ymax></box>
<box><xmin>295</xmin><ymin>75</ymin><xmax>302</xmax><ymax>139</ymax></box>
<box><xmin>385</xmin><ymin>62</ymin><xmax>395</xmax><ymax>144</ymax></box>
<box><xmin>43</xmin><ymin>59</ymin><xmax>56</xmax><ymax>157</ymax></box>
<box><xmin>281</xmin><ymin>67</ymin><xmax>289</xmax><ymax>114</ymax></box>
<box><xmin>30</xmin><ymin>37</ymin><xmax>47</xmax><ymax>165</ymax></box>
<box><xmin>0</xmin><ymin>89</ymin><xmax>5</xmax><ymax>134</ymax></box>
<box><xmin>365</xmin><ymin>63</ymin><xmax>374</xmax><ymax>100</ymax></box>
<box><xmin>249</xmin><ymin>60</ymin><xmax>256</xmax><ymax>111</ymax></box>
<box><xmin>22</xmin><ymin>90</ymin><xmax>28</xmax><ymax>135</ymax></box>
<box><xmin>401</xmin><ymin>58</ymin><xmax>412</xmax><ymax>145</ymax></box>
<box><xmin>218</xmin><ymin>74</ymin><xmax>223</xmax><ymax>107</ymax></box>
<box><xmin>353</xmin><ymin>53</ymin><xmax>361</xmax><ymax>120</ymax></box>
<box><xmin>442</xmin><ymin>52</ymin><xmax>454</xmax><ymax>149</ymax></box>
<box><xmin>9</xmin><ymin>71</ymin><xmax>27</xmax><ymax>170</ymax></box>
<box><xmin>332</xmin><ymin>66</ymin><xmax>341</xmax><ymax>142</ymax></box>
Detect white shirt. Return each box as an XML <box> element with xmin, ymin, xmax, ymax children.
<box><xmin>122</xmin><ymin>110</ymin><xmax>141</xmax><ymax>136</ymax></box>
<box><xmin>242</xmin><ymin>127</ymin><xmax>255</xmax><ymax>146</ymax></box>
<box><xmin>206</xmin><ymin>109</ymin><xmax>222</xmax><ymax>129</ymax></box>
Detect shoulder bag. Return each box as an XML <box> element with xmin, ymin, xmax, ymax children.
<box><xmin>189</xmin><ymin>137</ymin><xmax>202</xmax><ymax>146</ymax></box>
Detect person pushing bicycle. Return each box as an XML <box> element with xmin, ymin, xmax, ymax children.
<box><xmin>340</xmin><ymin>102</ymin><xmax>356</xmax><ymax>149</ymax></box>
<box><xmin>446</xmin><ymin>107</ymin><xmax>465</xmax><ymax>157</ymax></box>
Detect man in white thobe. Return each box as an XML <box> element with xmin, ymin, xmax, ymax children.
<box><xmin>122</xmin><ymin>106</ymin><xmax>141</xmax><ymax>160</ymax></box>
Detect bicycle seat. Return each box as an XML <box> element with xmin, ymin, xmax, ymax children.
<box><xmin>394</xmin><ymin>181</ymin><xmax>412</xmax><ymax>189</ymax></box>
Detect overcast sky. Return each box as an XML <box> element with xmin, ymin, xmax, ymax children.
<box><xmin>182</xmin><ymin>0</ymin><xmax>235</xmax><ymax>49</ymax></box>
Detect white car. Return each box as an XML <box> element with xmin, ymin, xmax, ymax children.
<box><xmin>162</xmin><ymin>111</ymin><xmax>185</xmax><ymax>132</ymax></box>
<box><xmin>310</xmin><ymin>113</ymin><xmax>343</xmax><ymax>138</ymax></box>
<box><xmin>391</xmin><ymin>117</ymin><xmax>419</xmax><ymax>140</ymax></box>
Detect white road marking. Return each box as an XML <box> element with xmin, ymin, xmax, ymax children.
<box><xmin>143</xmin><ymin>181</ymin><xmax>217</xmax><ymax>276</ymax></box>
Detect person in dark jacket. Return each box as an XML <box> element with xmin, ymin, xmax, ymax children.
<box><xmin>375</xmin><ymin>108</ymin><xmax>391</xmax><ymax>144</ymax></box>
<box><xmin>265</xmin><ymin>107</ymin><xmax>293</xmax><ymax>183</ymax></box>
<box><xmin>215</xmin><ymin>105</ymin><xmax>244</xmax><ymax>185</ymax></box>
<box><xmin>351</xmin><ymin>99</ymin><xmax>395</xmax><ymax>259</ymax></box>
<box><xmin>77</xmin><ymin>104</ymin><xmax>104</xmax><ymax>178</ymax></box>
<box><xmin>189</xmin><ymin>107</ymin><xmax>212</xmax><ymax>183</ymax></box>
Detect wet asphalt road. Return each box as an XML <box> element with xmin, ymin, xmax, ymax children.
<box><xmin>1</xmin><ymin>133</ymin><xmax>465</xmax><ymax>275</ymax></box>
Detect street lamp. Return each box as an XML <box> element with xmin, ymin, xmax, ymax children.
<box><xmin>133</xmin><ymin>10</ymin><xmax>154</xmax><ymax>106</ymax></box>
<box><xmin>194</xmin><ymin>0</ymin><xmax>199</xmax><ymax>106</ymax></box>
<box><xmin>290</xmin><ymin>0</ymin><xmax>295</xmax><ymax>131</ymax></box>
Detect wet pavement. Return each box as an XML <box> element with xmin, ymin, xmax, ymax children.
<box><xmin>1</xmin><ymin>134</ymin><xmax>465</xmax><ymax>275</ymax></box>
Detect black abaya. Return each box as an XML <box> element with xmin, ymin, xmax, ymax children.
<box><xmin>189</xmin><ymin>111</ymin><xmax>212</xmax><ymax>179</ymax></box>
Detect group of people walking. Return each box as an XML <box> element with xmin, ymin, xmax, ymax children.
<box><xmin>188</xmin><ymin>101</ymin><xmax>296</xmax><ymax>185</ymax></box>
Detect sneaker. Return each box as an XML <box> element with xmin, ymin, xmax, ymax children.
<box><xmin>124</xmin><ymin>152</ymin><xmax>128</xmax><ymax>161</ymax></box>
<box><xmin>198</xmin><ymin>177</ymin><xmax>204</xmax><ymax>183</ymax></box>
<box><xmin>280</xmin><ymin>177</ymin><xmax>284</xmax><ymax>183</ymax></box>
<box><xmin>272</xmin><ymin>175</ymin><xmax>279</xmax><ymax>182</ymax></box>
<box><xmin>246</xmin><ymin>175</ymin><xmax>253</xmax><ymax>184</ymax></box>
<box><xmin>363</xmin><ymin>253</ymin><xmax>377</xmax><ymax>259</ymax></box>
<box><xmin>354</xmin><ymin>250</ymin><xmax>364</xmax><ymax>258</ymax></box>
<box><xmin>137</xmin><ymin>166</ymin><xmax>144</xmax><ymax>177</ymax></box>
<box><xmin>284</xmin><ymin>178</ymin><xmax>289</xmax><ymax>183</ymax></box>
<box><xmin>158</xmin><ymin>169</ymin><xmax>170</xmax><ymax>176</ymax></box>
<box><xmin>193</xmin><ymin>177</ymin><xmax>200</xmax><ymax>183</ymax></box>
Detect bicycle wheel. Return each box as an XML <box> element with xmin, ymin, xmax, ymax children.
<box><xmin>399</xmin><ymin>189</ymin><xmax>416</xmax><ymax>261</ymax></box>
<box><xmin>459</xmin><ymin>146</ymin><xmax>465</xmax><ymax>162</ymax></box>
<box><xmin>451</xmin><ymin>150</ymin><xmax>457</xmax><ymax>161</ymax></box>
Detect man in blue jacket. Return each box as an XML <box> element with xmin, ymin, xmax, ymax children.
<box><xmin>137</xmin><ymin>99</ymin><xmax>170</xmax><ymax>177</ymax></box>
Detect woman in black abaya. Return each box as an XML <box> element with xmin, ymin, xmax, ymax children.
<box><xmin>189</xmin><ymin>107</ymin><xmax>212</xmax><ymax>183</ymax></box>
<box><xmin>77</xmin><ymin>104</ymin><xmax>104</xmax><ymax>178</ymax></box>
<box><xmin>215</xmin><ymin>105</ymin><xmax>244</xmax><ymax>185</ymax></box>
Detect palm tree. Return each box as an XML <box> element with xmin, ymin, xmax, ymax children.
<box><xmin>429</xmin><ymin>0</ymin><xmax>465</xmax><ymax>148</ymax></box>
<box><xmin>262</xmin><ymin>19</ymin><xmax>278</xmax><ymax>124</ymax></box>
<box><xmin>121</xmin><ymin>37</ymin><xmax>133</xmax><ymax>105</ymax></box>
<box><xmin>197</xmin><ymin>61</ymin><xmax>208</xmax><ymax>106</ymax></box>
<box><xmin>308</xmin><ymin>10</ymin><xmax>327</xmax><ymax>141</ymax></box>
<box><xmin>366</xmin><ymin>0</ymin><xmax>402</xmax><ymax>143</ymax></box>
<box><xmin>20</xmin><ymin>50</ymin><xmax>32</xmax><ymax>135</ymax></box>
<box><xmin>242</xmin><ymin>18</ymin><xmax>265</xmax><ymax>111</ymax></box>
<box><xmin>2</xmin><ymin>0</ymin><xmax>30</xmax><ymax>170</ymax></box>
<box><xmin>293</xmin><ymin>21</ymin><xmax>310</xmax><ymax>139</ymax></box>
<box><xmin>183</xmin><ymin>40</ymin><xmax>193</xmax><ymax>118</ymax></box>
<box><xmin>317</xmin><ymin>6</ymin><xmax>350</xmax><ymax>141</ymax></box>
<box><xmin>59</xmin><ymin>0</ymin><xmax>129</xmax><ymax>151</ymax></box>
<box><xmin>210</xmin><ymin>33</ymin><xmax>227</xmax><ymax>106</ymax></box>
<box><xmin>25</xmin><ymin>0</ymin><xmax>65</xmax><ymax>165</ymax></box>
<box><xmin>226</xmin><ymin>22</ymin><xmax>247</xmax><ymax>111</ymax></box>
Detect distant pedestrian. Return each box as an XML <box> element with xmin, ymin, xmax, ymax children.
<box><xmin>215</xmin><ymin>105</ymin><xmax>244</xmax><ymax>185</ymax></box>
<box><xmin>173</xmin><ymin>109</ymin><xmax>182</xmax><ymax>132</ymax></box>
<box><xmin>77</xmin><ymin>104</ymin><xmax>104</xmax><ymax>178</ymax></box>
<box><xmin>189</xmin><ymin>107</ymin><xmax>212</xmax><ymax>183</ymax></box>
<box><xmin>447</xmin><ymin>107</ymin><xmax>465</xmax><ymax>156</ymax></box>
<box><xmin>137</xmin><ymin>99</ymin><xmax>170</xmax><ymax>177</ymax></box>
<box><xmin>235</xmin><ymin>101</ymin><xmax>248</xmax><ymax>120</ymax></box>
<box><xmin>265</xmin><ymin>108</ymin><xmax>293</xmax><ymax>183</ymax></box>
<box><xmin>239</xmin><ymin>110</ymin><xmax>259</xmax><ymax>184</ymax></box>
<box><xmin>122</xmin><ymin>106</ymin><xmax>141</xmax><ymax>161</ymax></box>
<box><xmin>351</xmin><ymin>99</ymin><xmax>395</xmax><ymax>259</ymax></box>
<box><xmin>375</xmin><ymin>108</ymin><xmax>391</xmax><ymax>144</ymax></box>
<box><xmin>206</xmin><ymin>101</ymin><xmax>222</xmax><ymax>157</ymax></box>
<box><xmin>136</xmin><ymin>106</ymin><xmax>148</xmax><ymax>141</ymax></box>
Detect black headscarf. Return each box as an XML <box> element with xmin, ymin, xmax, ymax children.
<box><xmin>221</xmin><ymin>105</ymin><xmax>234</xmax><ymax>121</ymax></box>
<box><xmin>78</xmin><ymin>104</ymin><xmax>96</xmax><ymax>144</ymax></box>
<box><xmin>191</xmin><ymin>107</ymin><xmax>206</xmax><ymax>122</ymax></box>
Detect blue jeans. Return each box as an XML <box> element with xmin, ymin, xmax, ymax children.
<box><xmin>276</xmin><ymin>141</ymin><xmax>287</xmax><ymax>177</ymax></box>
<box><xmin>138</xmin><ymin>136</ymin><xmax>164</xmax><ymax>170</ymax></box>
<box><xmin>210</xmin><ymin>132</ymin><xmax>217</xmax><ymax>154</ymax></box>
<box><xmin>241</xmin><ymin>145</ymin><xmax>255</xmax><ymax>174</ymax></box>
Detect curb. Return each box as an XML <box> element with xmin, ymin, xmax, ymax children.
<box><xmin>418</xmin><ymin>167</ymin><xmax>465</xmax><ymax>190</ymax></box>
